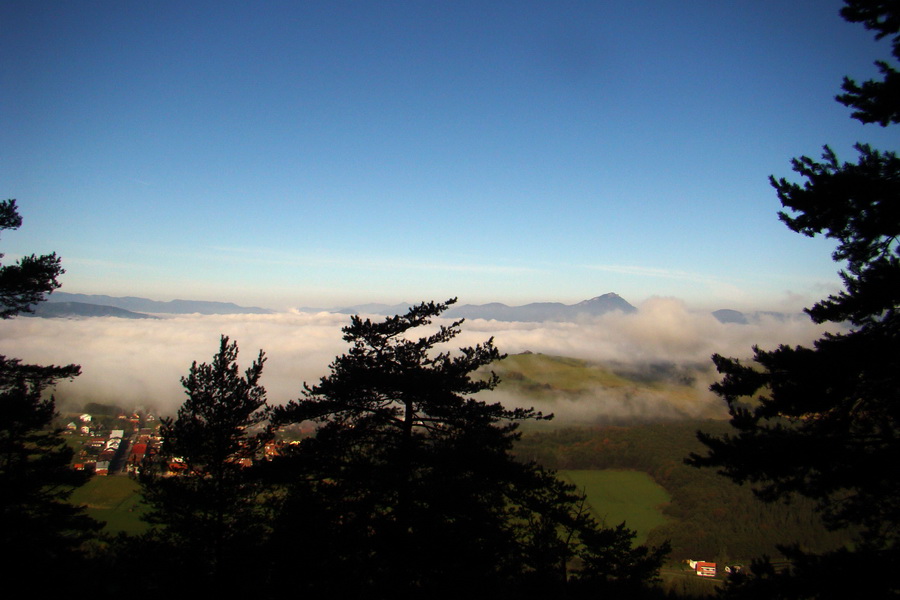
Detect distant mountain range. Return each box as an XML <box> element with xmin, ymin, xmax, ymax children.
<box><xmin>26</xmin><ymin>301</ymin><xmax>158</xmax><ymax>320</ymax></box>
<box><xmin>711</xmin><ymin>308</ymin><xmax>795</xmax><ymax>324</ymax></box>
<box><xmin>44</xmin><ymin>293</ymin><xmax>273</xmax><ymax>316</ymax></box>
<box><xmin>36</xmin><ymin>292</ymin><xmax>638</xmax><ymax>321</ymax></box>
<box><xmin>331</xmin><ymin>293</ymin><xmax>638</xmax><ymax>322</ymax></box>
<box><xmin>711</xmin><ymin>309</ymin><xmax>748</xmax><ymax>324</ymax></box>
<box><xmin>32</xmin><ymin>291</ymin><xmax>791</xmax><ymax>324</ymax></box>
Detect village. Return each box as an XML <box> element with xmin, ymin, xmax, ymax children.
<box><xmin>62</xmin><ymin>409</ymin><xmax>738</xmax><ymax>584</ymax></box>
<box><xmin>62</xmin><ymin>408</ymin><xmax>297</xmax><ymax>478</ymax></box>
<box><xmin>63</xmin><ymin>410</ymin><xmax>159</xmax><ymax>477</ymax></box>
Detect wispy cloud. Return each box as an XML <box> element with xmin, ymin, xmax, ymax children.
<box><xmin>65</xmin><ymin>257</ymin><xmax>160</xmax><ymax>270</ymax></box>
<box><xmin>207</xmin><ymin>246</ymin><xmax>538</xmax><ymax>274</ymax></box>
<box><xmin>0</xmin><ymin>300</ymin><xmax>837</xmax><ymax>417</ymax></box>
<box><xmin>584</xmin><ymin>264</ymin><xmax>734</xmax><ymax>285</ymax></box>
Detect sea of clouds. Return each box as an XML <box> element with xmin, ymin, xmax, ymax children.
<box><xmin>0</xmin><ymin>297</ymin><xmax>838</xmax><ymax>419</ymax></box>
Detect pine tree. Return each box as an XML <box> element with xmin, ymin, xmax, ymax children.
<box><xmin>0</xmin><ymin>199</ymin><xmax>98</xmax><ymax>581</ymax></box>
<box><xmin>688</xmin><ymin>2</ymin><xmax>900</xmax><ymax>597</ymax></box>
<box><xmin>139</xmin><ymin>335</ymin><xmax>272</xmax><ymax>591</ymax></box>
<box><xmin>271</xmin><ymin>299</ymin><xmax>668</xmax><ymax>598</ymax></box>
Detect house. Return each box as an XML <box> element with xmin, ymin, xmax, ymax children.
<box><xmin>79</xmin><ymin>413</ymin><xmax>92</xmax><ymax>423</ymax></box>
<box><xmin>264</xmin><ymin>441</ymin><xmax>282</xmax><ymax>459</ymax></box>
<box><xmin>686</xmin><ymin>560</ymin><xmax>718</xmax><ymax>578</ymax></box>
<box><xmin>127</xmin><ymin>443</ymin><xmax>148</xmax><ymax>474</ymax></box>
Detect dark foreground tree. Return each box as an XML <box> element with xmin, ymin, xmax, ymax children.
<box><xmin>0</xmin><ymin>199</ymin><xmax>98</xmax><ymax>582</ymax></box>
<box><xmin>837</xmin><ymin>0</ymin><xmax>900</xmax><ymax>126</ymax></box>
<box><xmin>688</xmin><ymin>2</ymin><xmax>900</xmax><ymax>598</ymax></box>
<box><xmin>270</xmin><ymin>299</ymin><xmax>668</xmax><ymax>599</ymax></box>
<box><xmin>0</xmin><ymin>199</ymin><xmax>68</xmax><ymax>319</ymax></box>
<box><xmin>138</xmin><ymin>335</ymin><xmax>272</xmax><ymax>592</ymax></box>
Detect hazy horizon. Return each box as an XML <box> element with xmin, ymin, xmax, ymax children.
<box><xmin>43</xmin><ymin>286</ymin><xmax>828</xmax><ymax>315</ymax></box>
<box><xmin>0</xmin><ymin>1</ymin><xmax>880</xmax><ymax>420</ymax></box>
<box><xmin>3</xmin><ymin>1</ymin><xmax>893</xmax><ymax>314</ymax></box>
<box><xmin>0</xmin><ymin>296</ymin><xmax>839</xmax><ymax>418</ymax></box>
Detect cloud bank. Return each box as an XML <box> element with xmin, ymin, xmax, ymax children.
<box><xmin>0</xmin><ymin>298</ymin><xmax>837</xmax><ymax>419</ymax></box>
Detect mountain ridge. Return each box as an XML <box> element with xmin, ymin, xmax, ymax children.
<box><xmin>45</xmin><ymin>293</ymin><xmax>273</xmax><ymax>315</ymax></box>
<box><xmin>25</xmin><ymin>301</ymin><xmax>157</xmax><ymax>320</ymax></box>
<box><xmin>39</xmin><ymin>292</ymin><xmax>792</xmax><ymax>324</ymax></box>
<box><xmin>327</xmin><ymin>293</ymin><xmax>638</xmax><ymax>323</ymax></box>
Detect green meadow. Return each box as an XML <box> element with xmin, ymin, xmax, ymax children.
<box><xmin>561</xmin><ymin>469</ymin><xmax>670</xmax><ymax>545</ymax></box>
<box><xmin>69</xmin><ymin>475</ymin><xmax>148</xmax><ymax>535</ymax></box>
<box><xmin>493</xmin><ymin>353</ymin><xmax>634</xmax><ymax>395</ymax></box>
<box><xmin>73</xmin><ymin>468</ymin><xmax>670</xmax><ymax>543</ymax></box>
<box><xmin>485</xmin><ymin>352</ymin><xmax>714</xmax><ymax>420</ymax></box>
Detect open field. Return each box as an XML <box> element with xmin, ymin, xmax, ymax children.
<box><xmin>561</xmin><ymin>469</ymin><xmax>670</xmax><ymax>545</ymax></box>
<box><xmin>483</xmin><ymin>352</ymin><xmax>721</xmax><ymax>424</ymax></box>
<box><xmin>76</xmin><ymin>467</ymin><xmax>671</xmax><ymax>541</ymax></box>
<box><xmin>69</xmin><ymin>475</ymin><xmax>148</xmax><ymax>535</ymax></box>
<box><xmin>519</xmin><ymin>421</ymin><xmax>854</xmax><ymax>564</ymax></box>
<box><xmin>493</xmin><ymin>353</ymin><xmax>634</xmax><ymax>395</ymax></box>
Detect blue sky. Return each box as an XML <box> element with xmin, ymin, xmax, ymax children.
<box><xmin>2</xmin><ymin>0</ymin><xmax>896</xmax><ymax>311</ymax></box>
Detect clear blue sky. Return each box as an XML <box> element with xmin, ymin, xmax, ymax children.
<box><xmin>2</xmin><ymin>0</ymin><xmax>896</xmax><ymax>311</ymax></box>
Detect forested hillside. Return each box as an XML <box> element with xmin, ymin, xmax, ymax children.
<box><xmin>485</xmin><ymin>353</ymin><xmax>723</xmax><ymax>425</ymax></box>
<box><xmin>515</xmin><ymin>421</ymin><xmax>853</xmax><ymax>563</ymax></box>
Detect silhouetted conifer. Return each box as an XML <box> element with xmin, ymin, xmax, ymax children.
<box><xmin>139</xmin><ymin>335</ymin><xmax>273</xmax><ymax>593</ymax></box>
<box><xmin>689</xmin><ymin>2</ymin><xmax>900</xmax><ymax>597</ymax></box>
<box><xmin>0</xmin><ymin>199</ymin><xmax>98</xmax><ymax>584</ymax></box>
<box><xmin>270</xmin><ymin>299</ymin><xmax>668</xmax><ymax>598</ymax></box>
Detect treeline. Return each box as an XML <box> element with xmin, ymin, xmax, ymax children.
<box><xmin>0</xmin><ymin>200</ymin><xmax>670</xmax><ymax>599</ymax></box>
<box><xmin>515</xmin><ymin>422</ymin><xmax>853</xmax><ymax>563</ymax></box>
<box><xmin>5</xmin><ymin>299</ymin><xmax>674</xmax><ymax>600</ymax></box>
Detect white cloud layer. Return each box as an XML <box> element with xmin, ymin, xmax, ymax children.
<box><xmin>0</xmin><ymin>298</ymin><xmax>836</xmax><ymax>417</ymax></box>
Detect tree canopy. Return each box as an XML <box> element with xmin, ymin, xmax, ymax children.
<box><xmin>0</xmin><ymin>199</ymin><xmax>96</xmax><ymax>583</ymax></box>
<box><xmin>837</xmin><ymin>0</ymin><xmax>900</xmax><ymax>126</ymax></box>
<box><xmin>269</xmin><ymin>299</ymin><xmax>668</xmax><ymax>598</ymax></box>
<box><xmin>0</xmin><ymin>199</ymin><xmax>66</xmax><ymax>319</ymax></box>
<box><xmin>138</xmin><ymin>335</ymin><xmax>272</xmax><ymax>592</ymax></box>
<box><xmin>688</xmin><ymin>2</ymin><xmax>900</xmax><ymax>597</ymax></box>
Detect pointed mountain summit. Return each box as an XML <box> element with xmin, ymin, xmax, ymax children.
<box><xmin>328</xmin><ymin>295</ymin><xmax>636</xmax><ymax>322</ymax></box>
<box><xmin>442</xmin><ymin>293</ymin><xmax>637</xmax><ymax>322</ymax></box>
<box><xmin>573</xmin><ymin>293</ymin><xmax>637</xmax><ymax>315</ymax></box>
<box><xmin>712</xmin><ymin>309</ymin><xmax>749</xmax><ymax>324</ymax></box>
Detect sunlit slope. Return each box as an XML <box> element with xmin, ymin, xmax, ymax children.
<box><xmin>483</xmin><ymin>352</ymin><xmax>724</xmax><ymax>424</ymax></box>
<box><xmin>561</xmin><ymin>469</ymin><xmax>671</xmax><ymax>545</ymax></box>
<box><xmin>491</xmin><ymin>353</ymin><xmax>632</xmax><ymax>394</ymax></box>
<box><xmin>69</xmin><ymin>476</ymin><xmax>148</xmax><ymax>535</ymax></box>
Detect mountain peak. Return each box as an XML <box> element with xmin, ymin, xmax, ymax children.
<box><xmin>573</xmin><ymin>293</ymin><xmax>636</xmax><ymax>313</ymax></box>
<box><xmin>579</xmin><ymin>292</ymin><xmax>623</xmax><ymax>303</ymax></box>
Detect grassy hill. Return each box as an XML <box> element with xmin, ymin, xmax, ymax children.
<box><xmin>492</xmin><ymin>353</ymin><xmax>634</xmax><ymax>395</ymax></box>
<box><xmin>482</xmin><ymin>352</ymin><xmax>724</xmax><ymax>425</ymax></box>
<box><xmin>561</xmin><ymin>469</ymin><xmax>670</xmax><ymax>545</ymax></box>
<box><xmin>69</xmin><ymin>476</ymin><xmax>148</xmax><ymax>535</ymax></box>
<box><xmin>517</xmin><ymin>421</ymin><xmax>854</xmax><ymax>564</ymax></box>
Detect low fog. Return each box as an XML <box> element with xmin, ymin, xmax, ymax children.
<box><xmin>0</xmin><ymin>297</ymin><xmax>837</xmax><ymax>422</ymax></box>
